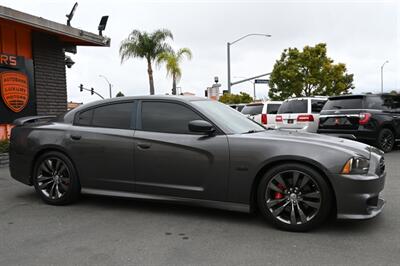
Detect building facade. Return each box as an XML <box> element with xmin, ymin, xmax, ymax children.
<box><xmin>0</xmin><ymin>5</ymin><xmax>110</xmax><ymax>139</ymax></box>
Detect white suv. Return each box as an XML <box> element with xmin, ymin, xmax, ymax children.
<box><xmin>275</xmin><ymin>97</ymin><xmax>327</xmax><ymax>132</ymax></box>
<box><xmin>241</xmin><ymin>101</ymin><xmax>282</xmax><ymax>129</ymax></box>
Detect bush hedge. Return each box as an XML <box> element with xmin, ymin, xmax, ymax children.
<box><xmin>0</xmin><ymin>139</ymin><xmax>9</xmax><ymax>153</ymax></box>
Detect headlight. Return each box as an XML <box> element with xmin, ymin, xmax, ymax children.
<box><xmin>341</xmin><ymin>157</ymin><xmax>369</xmax><ymax>175</ymax></box>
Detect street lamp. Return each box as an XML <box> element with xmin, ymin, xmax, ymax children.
<box><xmin>380</xmin><ymin>60</ymin><xmax>389</xmax><ymax>93</ymax></box>
<box><xmin>227</xmin><ymin>33</ymin><xmax>271</xmax><ymax>93</ymax></box>
<box><xmin>99</xmin><ymin>74</ymin><xmax>113</xmax><ymax>98</ymax></box>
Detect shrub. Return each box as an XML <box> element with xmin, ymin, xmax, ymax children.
<box><xmin>0</xmin><ymin>139</ymin><xmax>9</xmax><ymax>154</ymax></box>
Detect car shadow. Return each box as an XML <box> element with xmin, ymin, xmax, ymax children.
<box><xmin>13</xmin><ymin>189</ymin><xmax>384</xmax><ymax>234</ymax></box>
<box><xmin>79</xmin><ymin>193</ymin><xmax>384</xmax><ymax>234</ymax></box>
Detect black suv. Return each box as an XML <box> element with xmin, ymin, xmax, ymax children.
<box><xmin>318</xmin><ymin>94</ymin><xmax>400</xmax><ymax>152</ymax></box>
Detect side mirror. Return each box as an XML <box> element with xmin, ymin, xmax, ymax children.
<box><xmin>188</xmin><ymin>120</ymin><xmax>215</xmax><ymax>135</ymax></box>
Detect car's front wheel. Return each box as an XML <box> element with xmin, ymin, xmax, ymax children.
<box><xmin>33</xmin><ymin>151</ymin><xmax>80</xmax><ymax>205</ymax></box>
<box><xmin>257</xmin><ymin>163</ymin><xmax>333</xmax><ymax>231</ymax></box>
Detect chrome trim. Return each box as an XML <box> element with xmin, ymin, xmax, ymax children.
<box><xmin>319</xmin><ymin>114</ymin><xmax>361</xmax><ymax>118</ymax></box>
<box><xmin>81</xmin><ymin>188</ymin><xmax>250</xmax><ymax>213</ymax></box>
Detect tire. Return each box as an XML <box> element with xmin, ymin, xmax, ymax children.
<box><xmin>376</xmin><ymin>128</ymin><xmax>395</xmax><ymax>153</ymax></box>
<box><xmin>257</xmin><ymin>163</ymin><xmax>333</xmax><ymax>232</ymax></box>
<box><xmin>32</xmin><ymin>151</ymin><xmax>80</xmax><ymax>205</ymax></box>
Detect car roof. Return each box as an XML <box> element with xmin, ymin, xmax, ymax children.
<box><xmin>328</xmin><ymin>93</ymin><xmax>395</xmax><ymax>100</ymax></box>
<box><xmin>285</xmin><ymin>96</ymin><xmax>328</xmax><ymax>101</ymax></box>
<box><xmin>63</xmin><ymin>95</ymin><xmax>208</xmax><ymax>123</ymax></box>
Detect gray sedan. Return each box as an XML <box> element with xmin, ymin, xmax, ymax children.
<box><xmin>9</xmin><ymin>96</ymin><xmax>386</xmax><ymax>231</ymax></box>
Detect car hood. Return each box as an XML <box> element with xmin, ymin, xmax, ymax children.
<box><xmin>240</xmin><ymin>129</ymin><xmax>376</xmax><ymax>159</ymax></box>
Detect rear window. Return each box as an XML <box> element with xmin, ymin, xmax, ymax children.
<box><xmin>241</xmin><ymin>104</ymin><xmax>263</xmax><ymax>115</ymax></box>
<box><xmin>323</xmin><ymin>97</ymin><xmax>364</xmax><ymax>110</ymax></box>
<box><xmin>266</xmin><ymin>104</ymin><xmax>280</xmax><ymax>114</ymax></box>
<box><xmin>278</xmin><ymin>100</ymin><xmax>307</xmax><ymax>114</ymax></box>
<box><xmin>311</xmin><ymin>100</ymin><xmax>326</xmax><ymax>113</ymax></box>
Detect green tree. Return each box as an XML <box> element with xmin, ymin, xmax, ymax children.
<box><xmin>219</xmin><ymin>92</ymin><xmax>253</xmax><ymax>104</ymax></box>
<box><xmin>268</xmin><ymin>43</ymin><xmax>354</xmax><ymax>100</ymax></box>
<box><xmin>116</xmin><ymin>91</ymin><xmax>125</xmax><ymax>97</ymax></box>
<box><xmin>120</xmin><ymin>29</ymin><xmax>173</xmax><ymax>95</ymax></box>
<box><xmin>156</xmin><ymin>48</ymin><xmax>192</xmax><ymax>95</ymax></box>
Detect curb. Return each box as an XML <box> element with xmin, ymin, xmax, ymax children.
<box><xmin>0</xmin><ymin>153</ymin><xmax>9</xmax><ymax>168</ymax></box>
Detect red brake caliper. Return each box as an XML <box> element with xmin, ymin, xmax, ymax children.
<box><xmin>274</xmin><ymin>183</ymin><xmax>285</xmax><ymax>199</ymax></box>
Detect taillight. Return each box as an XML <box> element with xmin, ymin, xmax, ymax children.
<box><xmin>275</xmin><ymin>115</ymin><xmax>283</xmax><ymax>122</ymax></box>
<box><xmin>297</xmin><ymin>114</ymin><xmax>314</xmax><ymax>122</ymax></box>
<box><xmin>261</xmin><ymin>114</ymin><xmax>267</xmax><ymax>124</ymax></box>
<box><xmin>359</xmin><ymin>112</ymin><xmax>371</xmax><ymax>125</ymax></box>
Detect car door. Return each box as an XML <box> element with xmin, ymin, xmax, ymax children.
<box><xmin>134</xmin><ymin>100</ymin><xmax>229</xmax><ymax>201</ymax></box>
<box><xmin>67</xmin><ymin>101</ymin><xmax>136</xmax><ymax>192</ymax></box>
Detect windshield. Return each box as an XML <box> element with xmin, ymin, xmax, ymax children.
<box><xmin>278</xmin><ymin>99</ymin><xmax>308</xmax><ymax>114</ymax></box>
<box><xmin>192</xmin><ymin>100</ymin><xmax>266</xmax><ymax>134</ymax></box>
<box><xmin>241</xmin><ymin>104</ymin><xmax>263</xmax><ymax>115</ymax></box>
<box><xmin>323</xmin><ymin>97</ymin><xmax>363</xmax><ymax>110</ymax></box>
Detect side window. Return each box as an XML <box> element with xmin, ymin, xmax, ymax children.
<box><xmin>366</xmin><ymin>96</ymin><xmax>389</xmax><ymax>110</ymax></box>
<box><xmin>267</xmin><ymin>104</ymin><xmax>280</xmax><ymax>114</ymax></box>
<box><xmin>392</xmin><ymin>96</ymin><xmax>400</xmax><ymax>111</ymax></box>
<box><xmin>92</xmin><ymin>102</ymin><xmax>134</xmax><ymax>129</ymax></box>
<box><xmin>75</xmin><ymin>109</ymin><xmax>93</xmax><ymax>126</ymax></box>
<box><xmin>141</xmin><ymin>101</ymin><xmax>203</xmax><ymax>134</ymax></box>
<box><xmin>75</xmin><ymin>102</ymin><xmax>134</xmax><ymax>129</ymax></box>
<box><xmin>311</xmin><ymin>100</ymin><xmax>326</xmax><ymax>113</ymax></box>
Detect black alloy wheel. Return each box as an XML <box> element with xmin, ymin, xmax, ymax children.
<box><xmin>33</xmin><ymin>151</ymin><xmax>80</xmax><ymax>205</ymax></box>
<box><xmin>257</xmin><ymin>163</ymin><xmax>332</xmax><ymax>231</ymax></box>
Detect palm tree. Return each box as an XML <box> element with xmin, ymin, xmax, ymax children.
<box><xmin>119</xmin><ymin>29</ymin><xmax>173</xmax><ymax>95</ymax></box>
<box><xmin>156</xmin><ymin>48</ymin><xmax>192</xmax><ymax>95</ymax></box>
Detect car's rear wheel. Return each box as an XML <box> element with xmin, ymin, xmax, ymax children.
<box><xmin>377</xmin><ymin>128</ymin><xmax>395</xmax><ymax>153</ymax></box>
<box><xmin>257</xmin><ymin>163</ymin><xmax>332</xmax><ymax>232</ymax></box>
<box><xmin>33</xmin><ymin>151</ymin><xmax>80</xmax><ymax>205</ymax></box>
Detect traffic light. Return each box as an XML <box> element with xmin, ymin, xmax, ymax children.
<box><xmin>91</xmin><ymin>88</ymin><xmax>94</xmax><ymax>95</ymax></box>
<box><xmin>79</xmin><ymin>84</ymin><xmax>83</xmax><ymax>92</ymax></box>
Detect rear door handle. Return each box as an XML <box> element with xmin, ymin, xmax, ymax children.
<box><xmin>70</xmin><ymin>134</ymin><xmax>81</xmax><ymax>140</ymax></box>
<box><xmin>137</xmin><ymin>143</ymin><xmax>151</xmax><ymax>149</ymax></box>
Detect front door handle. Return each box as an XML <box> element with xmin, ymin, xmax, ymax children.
<box><xmin>70</xmin><ymin>134</ymin><xmax>81</xmax><ymax>140</ymax></box>
<box><xmin>137</xmin><ymin>143</ymin><xmax>151</xmax><ymax>149</ymax></box>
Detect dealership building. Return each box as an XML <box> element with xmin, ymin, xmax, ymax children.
<box><xmin>0</xmin><ymin>5</ymin><xmax>110</xmax><ymax>139</ymax></box>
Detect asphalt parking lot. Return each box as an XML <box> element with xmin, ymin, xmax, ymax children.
<box><xmin>0</xmin><ymin>148</ymin><xmax>399</xmax><ymax>265</ymax></box>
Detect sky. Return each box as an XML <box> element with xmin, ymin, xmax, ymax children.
<box><xmin>2</xmin><ymin>0</ymin><xmax>399</xmax><ymax>103</ymax></box>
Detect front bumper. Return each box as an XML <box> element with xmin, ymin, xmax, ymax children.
<box><xmin>334</xmin><ymin>172</ymin><xmax>386</xmax><ymax>219</ymax></box>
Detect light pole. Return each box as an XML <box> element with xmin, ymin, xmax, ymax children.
<box><xmin>227</xmin><ymin>33</ymin><xmax>271</xmax><ymax>93</ymax></box>
<box><xmin>380</xmin><ymin>60</ymin><xmax>389</xmax><ymax>93</ymax></box>
<box><xmin>99</xmin><ymin>74</ymin><xmax>112</xmax><ymax>98</ymax></box>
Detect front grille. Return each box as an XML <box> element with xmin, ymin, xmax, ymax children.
<box><xmin>376</xmin><ymin>157</ymin><xmax>385</xmax><ymax>175</ymax></box>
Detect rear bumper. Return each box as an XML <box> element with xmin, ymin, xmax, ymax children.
<box><xmin>318</xmin><ymin>128</ymin><xmax>378</xmax><ymax>143</ymax></box>
<box><xmin>334</xmin><ymin>172</ymin><xmax>386</xmax><ymax>219</ymax></box>
<box><xmin>9</xmin><ymin>151</ymin><xmax>32</xmax><ymax>185</ymax></box>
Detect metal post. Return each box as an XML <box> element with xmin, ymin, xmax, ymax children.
<box><xmin>109</xmin><ymin>83</ymin><xmax>112</xmax><ymax>98</ymax></box>
<box><xmin>227</xmin><ymin>42</ymin><xmax>231</xmax><ymax>93</ymax></box>
<box><xmin>253</xmin><ymin>82</ymin><xmax>256</xmax><ymax>100</ymax></box>
<box><xmin>381</xmin><ymin>61</ymin><xmax>388</xmax><ymax>93</ymax></box>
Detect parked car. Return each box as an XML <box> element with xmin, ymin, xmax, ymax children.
<box><xmin>10</xmin><ymin>96</ymin><xmax>385</xmax><ymax>231</ymax></box>
<box><xmin>229</xmin><ymin>103</ymin><xmax>246</xmax><ymax>112</ymax></box>
<box><xmin>241</xmin><ymin>101</ymin><xmax>282</xmax><ymax>128</ymax></box>
<box><xmin>318</xmin><ymin>94</ymin><xmax>400</xmax><ymax>152</ymax></box>
<box><xmin>275</xmin><ymin>97</ymin><xmax>327</xmax><ymax>132</ymax></box>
